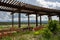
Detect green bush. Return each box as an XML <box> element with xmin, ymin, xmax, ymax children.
<box><xmin>48</xmin><ymin>20</ymin><xmax>58</xmax><ymax>34</ymax></box>
<box><xmin>42</xmin><ymin>29</ymin><xmax>52</xmax><ymax>40</ymax></box>
<box><xmin>2</xmin><ymin>37</ymin><xmax>11</xmax><ymax>40</ymax></box>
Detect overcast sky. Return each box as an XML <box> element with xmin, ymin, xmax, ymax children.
<box><xmin>0</xmin><ymin>0</ymin><xmax>60</xmax><ymax>22</ymax></box>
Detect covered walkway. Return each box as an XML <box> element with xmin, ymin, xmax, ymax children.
<box><xmin>0</xmin><ymin>0</ymin><xmax>60</xmax><ymax>28</ymax></box>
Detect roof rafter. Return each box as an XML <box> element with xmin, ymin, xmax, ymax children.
<box><xmin>0</xmin><ymin>0</ymin><xmax>60</xmax><ymax>16</ymax></box>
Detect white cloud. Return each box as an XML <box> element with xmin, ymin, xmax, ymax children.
<box><xmin>52</xmin><ymin>16</ymin><xmax>59</xmax><ymax>20</ymax></box>
<box><xmin>36</xmin><ymin>0</ymin><xmax>60</xmax><ymax>9</ymax></box>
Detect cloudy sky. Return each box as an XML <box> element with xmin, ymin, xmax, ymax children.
<box><xmin>0</xmin><ymin>0</ymin><xmax>60</xmax><ymax>22</ymax></box>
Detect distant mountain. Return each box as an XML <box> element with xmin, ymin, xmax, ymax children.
<box><xmin>0</xmin><ymin>20</ymin><xmax>48</xmax><ymax>24</ymax></box>
<box><xmin>21</xmin><ymin>20</ymin><xmax>48</xmax><ymax>24</ymax></box>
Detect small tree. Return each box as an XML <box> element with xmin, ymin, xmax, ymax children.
<box><xmin>48</xmin><ymin>20</ymin><xmax>58</xmax><ymax>34</ymax></box>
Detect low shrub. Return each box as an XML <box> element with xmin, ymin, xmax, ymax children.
<box><xmin>48</xmin><ymin>20</ymin><xmax>58</xmax><ymax>34</ymax></box>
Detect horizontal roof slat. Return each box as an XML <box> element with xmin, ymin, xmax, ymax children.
<box><xmin>0</xmin><ymin>1</ymin><xmax>20</xmax><ymax>8</ymax></box>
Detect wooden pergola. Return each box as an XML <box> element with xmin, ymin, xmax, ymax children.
<box><xmin>0</xmin><ymin>0</ymin><xmax>60</xmax><ymax>28</ymax></box>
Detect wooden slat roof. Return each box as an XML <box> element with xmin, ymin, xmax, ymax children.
<box><xmin>0</xmin><ymin>0</ymin><xmax>60</xmax><ymax>15</ymax></box>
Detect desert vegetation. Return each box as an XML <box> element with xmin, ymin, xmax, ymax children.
<box><xmin>0</xmin><ymin>20</ymin><xmax>60</xmax><ymax>40</ymax></box>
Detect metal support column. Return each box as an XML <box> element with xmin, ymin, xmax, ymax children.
<box><xmin>18</xmin><ymin>13</ymin><xmax>21</xmax><ymax>28</ymax></box>
<box><xmin>59</xmin><ymin>16</ymin><xmax>60</xmax><ymax>24</ymax></box>
<box><xmin>28</xmin><ymin>14</ymin><xmax>30</xmax><ymax>27</ymax></box>
<box><xmin>48</xmin><ymin>15</ymin><xmax>51</xmax><ymax>21</ymax></box>
<box><xmin>11</xmin><ymin>13</ymin><xmax>14</xmax><ymax>27</ymax></box>
<box><xmin>40</xmin><ymin>15</ymin><xmax>42</xmax><ymax>25</ymax></box>
<box><xmin>36</xmin><ymin>13</ymin><xmax>38</xmax><ymax>27</ymax></box>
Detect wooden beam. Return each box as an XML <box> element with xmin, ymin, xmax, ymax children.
<box><xmin>13</xmin><ymin>0</ymin><xmax>17</xmax><ymax>5</ymax></box>
<box><xmin>0</xmin><ymin>1</ymin><xmax>20</xmax><ymax>8</ymax></box>
<box><xmin>0</xmin><ymin>8</ymin><xmax>60</xmax><ymax>16</ymax></box>
<box><xmin>0</xmin><ymin>8</ymin><xmax>15</xmax><ymax>12</ymax></box>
